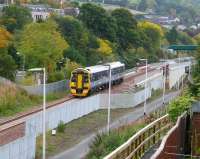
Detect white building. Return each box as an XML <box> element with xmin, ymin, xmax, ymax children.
<box><xmin>23</xmin><ymin>4</ymin><xmax>50</xmax><ymax>22</ymax></box>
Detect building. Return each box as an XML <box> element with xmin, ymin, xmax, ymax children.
<box><xmin>23</xmin><ymin>4</ymin><xmax>51</xmax><ymax>22</ymax></box>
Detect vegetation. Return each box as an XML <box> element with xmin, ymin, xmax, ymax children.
<box><xmin>0</xmin><ymin>82</ymin><xmax>69</xmax><ymax>117</ymax></box>
<box><xmin>36</xmin><ymin>108</ymin><xmax>138</xmax><ymax>158</ymax></box>
<box><xmin>0</xmin><ymin>83</ymin><xmax>40</xmax><ymax>116</ymax></box>
<box><xmin>167</xmin><ymin>92</ymin><xmax>194</xmax><ymax>122</ymax></box>
<box><xmin>0</xmin><ymin>3</ymin><xmax>196</xmax><ymax>82</ymax></box>
<box><xmin>57</xmin><ymin>121</ymin><xmax>65</xmax><ymax>133</ymax></box>
<box><xmin>16</xmin><ymin>20</ymin><xmax>69</xmax><ymax>73</ymax></box>
<box><xmin>0</xmin><ymin>5</ymin><xmax>32</xmax><ymax>32</ymax></box>
<box><xmin>86</xmin><ymin>123</ymin><xmax>145</xmax><ymax>159</ymax></box>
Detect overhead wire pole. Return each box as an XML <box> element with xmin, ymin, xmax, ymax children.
<box><xmin>139</xmin><ymin>59</ymin><xmax>148</xmax><ymax>116</ymax></box>
<box><xmin>42</xmin><ymin>68</ymin><xmax>46</xmax><ymax>159</ymax></box>
<box><xmin>144</xmin><ymin>59</ymin><xmax>148</xmax><ymax>115</ymax></box>
<box><xmin>162</xmin><ymin>60</ymin><xmax>166</xmax><ymax>105</ymax></box>
<box><xmin>28</xmin><ymin>68</ymin><xmax>46</xmax><ymax>159</ymax></box>
<box><xmin>105</xmin><ymin>64</ymin><xmax>111</xmax><ymax>133</ymax></box>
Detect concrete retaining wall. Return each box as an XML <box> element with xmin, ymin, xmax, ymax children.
<box><xmin>0</xmin><ymin>122</ymin><xmax>36</xmax><ymax>159</ymax></box>
<box><xmin>169</xmin><ymin>62</ymin><xmax>191</xmax><ymax>89</ymax></box>
<box><xmin>100</xmin><ymin>88</ymin><xmax>151</xmax><ymax>109</ymax></box>
<box><xmin>26</xmin><ymin>95</ymin><xmax>100</xmax><ymax>136</ymax></box>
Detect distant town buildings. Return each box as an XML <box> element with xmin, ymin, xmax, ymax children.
<box><xmin>23</xmin><ymin>4</ymin><xmax>80</xmax><ymax>22</ymax></box>
<box><xmin>0</xmin><ymin>3</ymin><xmax>80</xmax><ymax>22</ymax></box>
<box><xmin>144</xmin><ymin>15</ymin><xmax>180</xmax><ymax>29</ymax></box>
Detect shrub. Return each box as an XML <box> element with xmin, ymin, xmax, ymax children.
<box><xmin>167</xmin><ymin>93</ymin><xmax>194</xmax><ymax>122</ymax></box>
<box><xmin>86</xmin><ymin>123</ymin><xmax>145</xmax><ymax>159</ymax></box>
<box><xmin>0</xmin><ymin>83</ymin><xmax>40</xmax><ymax>116</ymax></box>
<box><xmin>48</xmin><ymin>71</ymin><xmax>64</xmax><ymax>83</ymax></box>
<box><xmin>57</xmin><ymin>121</ymin><xmax>65</xmax><ymax>133</ymax></box>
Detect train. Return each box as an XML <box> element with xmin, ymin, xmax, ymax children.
<box><xmin>70</xmin><ymin>61</ymin><xmax>125</xmax><ymax>97</ymax></box>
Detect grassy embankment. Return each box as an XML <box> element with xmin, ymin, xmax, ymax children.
<box><xmin>0</xmin><ymin>83</ymin><xmax>69</xmax><ymax>117</ymax></box>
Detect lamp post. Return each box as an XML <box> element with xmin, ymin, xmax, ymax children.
<box><xmin>104</xmin><ymin>64</ymin><xmax>111</xmax><ymax>133</ymax></box>
<box><xmin>178</xmin><ymin>54</ymin><xmax>181</xmax><ymax>90</ymax></box>
<box><xmin>28</xmin><ymin>68</ymin><xmax>46</xmax><ymax>159</ymax></box>
<box><xmin>139</xmin><ymin>59</ymin><xmax>148</xmax><ymax>115</ymax></box>
<box><xmin>162</xmin><ymin>60</ymin><xmax>167</xmax><ymax>105</ymax></box>
<box><xmin>17</xmin><ymin>52</ymin><xmax>25</xmax><ymax>72</ymax></box>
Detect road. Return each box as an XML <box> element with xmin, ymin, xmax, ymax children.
<box><xmin>50</xmin><ymin>91</ymin><xmax>180</xmax><ymax>159</ymax></box>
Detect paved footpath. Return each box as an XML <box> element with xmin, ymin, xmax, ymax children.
<box><xmin>50</xmin><ymin>91</ymin><xmax>180</xmax><ymax>159</ymax></box>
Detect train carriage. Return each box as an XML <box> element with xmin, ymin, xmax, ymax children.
<box><xmin>70</xmin><ymin>62</ymin><xmax>125</xmax><ymax>97</ymax></box>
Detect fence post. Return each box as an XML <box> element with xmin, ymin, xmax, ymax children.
<box><xmin>153</xmin><ymin>125</ymin><xmax>156</xmax><ymax>144</ymax></box>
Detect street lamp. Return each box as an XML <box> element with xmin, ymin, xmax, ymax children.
<box><xmin>17</xmin><ymin>52</ymin><xmax>25</xmax><ymax>72</ymax></box>
<box><xmin>139</xmin><ymin>59</ymin><xmax>148</xmax><ymax>115</ymax></box>
<box><xmin>162</xmin><ymin>60</ymin><xmax>167</xmax><ymax>105</ymax></box>
<box><xmin>28</xmin><ymin>67</ymin><xmax>46</xmax><ymax>159</ymax></box>
<box><xmin>104</xmin><ymin>64</ymin><xmax>112</xmax><ymax>133</ymax></box>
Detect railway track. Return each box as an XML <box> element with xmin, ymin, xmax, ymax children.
<box><xmin>0</xmin><ymin>66</ymin><xmax>160</xmax><ymax>129</ymax></box>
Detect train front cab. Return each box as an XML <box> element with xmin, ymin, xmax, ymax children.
<box><xmin>70</xmin><ymin>69</ymin><xmax>90</xmax><ymax>97</ymax></box>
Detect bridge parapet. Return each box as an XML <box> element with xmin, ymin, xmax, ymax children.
<box><xmin>104</xmin><ymin>114</ymin><xmax>172</xmax><ymax>159</ymax></box>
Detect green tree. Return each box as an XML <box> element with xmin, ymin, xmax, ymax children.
<box><xmin>54</xmin><ymin>16</ymin><xmax>89</xmax><ymax>50</ymax></box>
<box><xmin>166</xmin><ymin>27</ymin><xmax>179</xmax><ymax>45</ymax></box>
<box><xmin>0</xmin><ymin>5</ymin><xmax>32</xmax><ymax>32</ymax></box>
<box><xmin>79</xmin><ymin>3</ymin><xmax>117</xmax><ymax>42</ymax></box>
<box><xmin>0</xmin><ymin>50</ymin><xmax>16</xmax><ymax>80</ymax></box>
<box><xmin>111</xmin><ymin>8</ymin><xmax>137</xmax><ymax>49</ymax></box>
<box><xmin>16</xmin><ymin>20</ymin><xmax>69</xmax><ymax>73</ymax></box>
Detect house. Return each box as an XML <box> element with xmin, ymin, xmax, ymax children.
<box><xmin>23</xmin><ymin>4</ymin><xmax>51</xmax><ymax>22</ymax></box>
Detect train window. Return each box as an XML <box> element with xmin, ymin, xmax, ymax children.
<box><xmin>71</xmin><ymin>75</ymin><xmax>76</xmax><ymax>82</ymax></box>
<box><xmin>83</xmin><ymin>74</ymin><xmax>89</xmax><ymax>82</ymax></box>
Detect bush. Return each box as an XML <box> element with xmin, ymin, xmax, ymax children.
<box><xmin>57</xmin><ymin>121</ymin><xmax>65</xmax><ymax>133</ymax></box>
<box><xmin>86</xmin><ymin>123</ymin><xmax>145</xmax><ymax>159</ymax></box>
<box><xmin>167</xmin><ymin>93</ymin><xmax>194</xmax><ymax>122</ymax></box>
<box><xmin>0</xmin><ymin>83</ymin><xmax>40</xmax><ymax>116</ymax></box>
<box><xmin>48</xmin><ymin>71</ymin><xmax>64</xmax><ymax>83</ymax></box>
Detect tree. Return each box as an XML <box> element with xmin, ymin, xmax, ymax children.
<box><xmin>54</xmin><ymin>16</ymin><xmax>89</xmax><ymax>50</ymax></box>
<box><xmin>138</xmin><ymin>21</ymin><xmax>164</xmax><ymax>50</ymax></box>
<box><xmin>166</xmin><ymin>27</ymin><xmax>179</xmax><ymax>45</ymax></box>
<box><xmin>111</xmin><ymin>8</ymin><xmax>138</xmax><ymax>50</ymax></box>
<box><xmin>0</xmin><ymin>5</ymin><xmax>32</xmax><ymax>32</ymax></box>
<box><xmin>79</xmin><ymin>3</ymin><xmax>117</xmax><ymax>42</ymax></box>
<box><xmin>97</xmin><ymin>38</ymin><xmax>115</xmax><ymax>62</ymax></box>
<box><xmin>0</xmin><ymin>27</ymin><xmax>12</xmax><ymax>48</ymax></box>
<box><xmin>0</xmin><ymin>50</ymin><xmax>16</xmax><ymax>80</ymax></box>
<box><xmin>16</xmin><ymin>20</ymin><xmax>69</xmax><ymax>73</ymax></box>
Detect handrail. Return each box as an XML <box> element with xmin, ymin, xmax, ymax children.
<box><xmin>151</xmin><ymin>112</ymin><xmax>187</xmax><ymax>159</ymax></box>
<box><xmin>104</xmin><ymin>114</ymin><xmax>171</xmax><ymax>159</ymax></box>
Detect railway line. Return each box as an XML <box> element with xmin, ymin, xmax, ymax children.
<box><xmin>0</xmin><ymin>65</ymin><xmax>161</xmax><ymax>131</ymax></box>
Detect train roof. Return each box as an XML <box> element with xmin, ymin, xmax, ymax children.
<box><xmin>86</xmin><ymin>61</ymin><xmax>125</xmax><ymax>74</ymax></box>
<box><xmin>107</xmin><ymin>61</ymin><xmax>125</xmax><ymax>69</ymax></box>
<box><xmin>86</xmin><ymin>65</ymin><xmax>108</xmax><ymax>74</ymax></box>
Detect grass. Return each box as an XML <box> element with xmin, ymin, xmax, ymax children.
<box><xmin>35</xmin><ymin>108</ymin><xmax>137</xmax><ymax>158</ymax></box>
<box><xmin>86</xmin><ymin>122</ymin><xmax>146</xmax><ymax>159</ymax></box>
<box><xmin>0</xmin><ymin>83</ymin><xmax>69</xmax><ymax>117</ymax></box>
<box><xmin>0</xmin><ymin>83</ymin><xmax>41</xmax><ymax>117</ymax></box>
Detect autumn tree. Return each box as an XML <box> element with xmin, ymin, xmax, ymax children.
<box><xmin>0</xmin><ymin>27</ymin><xmax>12</xmax><ymax>48</ymax></box>
<box><xmin>97</xmin><ymin>38</ymin><xmax>115</xmax><ymax>62</ymax></box>
<box><xmin>0</xmin><ymin>27</ymin><xmax>16</xmax><ymax>80</ymax></box>
<box><xmin>16</xmin><ymin>20</ymin><xmax>69</xmax><ymax>73</ymax></box>
<box><xmin>138</xmin><ymin>21</ymin><xmax>164</xmax><ymax>50</ymax></box>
